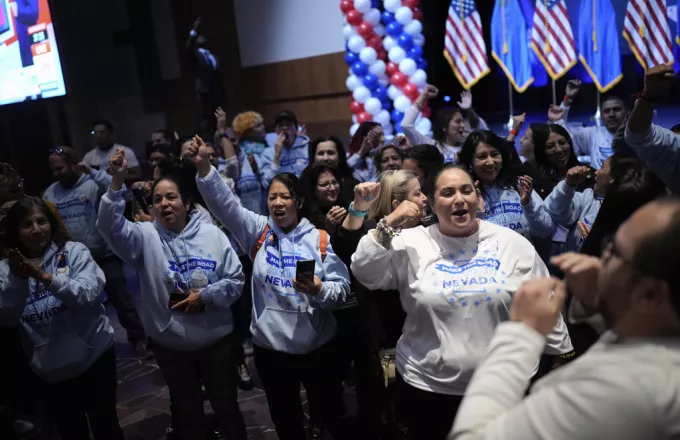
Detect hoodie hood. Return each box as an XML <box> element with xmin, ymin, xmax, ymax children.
<box><xmin>264</xmin><ymin>133</ymin><xmax>310</xmax><ymax>177</ymax></box>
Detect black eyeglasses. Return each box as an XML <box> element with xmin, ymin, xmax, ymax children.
<box><xmin>601</xmin><ymin>234</ymin><xmax>634</xmax><ymax>267</ymax></box>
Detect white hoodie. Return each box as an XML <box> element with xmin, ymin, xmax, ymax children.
<box><xmin>451</xmin><ymin>322</ymin><xmax>680</xmax><ymax>439</ymax></box>
<box><xmin>351</xmin><ymin>221</ymin><xmax>572</xmax><ymax>396</ymax></box>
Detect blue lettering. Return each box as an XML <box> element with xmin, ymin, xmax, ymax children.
<box><xmin>168</xmin><ymin>258</ymin><xmax>217</xmax><ymax>274</ymax></box>
<box><xmin>265</xmin><ymin>274</ymin><xmax>293</xmax><ymax>288</ymax></box>
<box><xmin>435</xmin><ymin>258</ymin><xmax>501</xmax><ymax>275</ymax></box>
<box><xmin>508</xmin><ymin>222</ymin><xmax>523</xmax><ymax>231</ymax></box>
<box><xmin>441</xmin><ymin>276</ymin><xmax>498</xmax><ymax>289</ymax></box>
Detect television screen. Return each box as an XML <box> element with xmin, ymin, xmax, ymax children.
<box><xmin>0</xmin><ymin>0</ymin><xmax>66</xmax><ymax>106</ymax></box>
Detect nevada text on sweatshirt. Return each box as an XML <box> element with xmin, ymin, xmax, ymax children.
<box><xmin>481</xmin><ymin>185</ymin><xmax>555</xmax><ymax>242</ymax></box>
<box><xmin>351</xmin><ymin>221</ymin><xmax>573</xmax><ymax>396</ymax></box>
<box><xmin>97</xmin><ymin>187</ymin><xmax>244</xmax><ymax>351</ymax></box>
<box><xmin>196</xmin><ymin>166</ymin><xmax>351</xmax><ymax>354</ymax></box>
<box><xmin>43</xmin><ymin>169</ymin><xmax>113</xmax><ymax>260</ymax></box>
<box><xmin>0</xmin><ymin>241</ymin><xmax>113</xmax><ymax>382</ymax></box>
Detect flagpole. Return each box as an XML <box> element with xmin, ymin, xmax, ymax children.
<box><xmin>506</xmin><ymin>79</ymin><xmax>514</xmax><ymax>132</ymax></box>
<box><xmin>551</xmin><ymin>79</ymin><xmax>557</xmax><ymax>106</ymax></box>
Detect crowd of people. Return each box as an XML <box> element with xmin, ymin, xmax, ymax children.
<box><xmin>0</xmin><ymin>63</ymin><xmax>679</xmax><ymax>440</ymax></box>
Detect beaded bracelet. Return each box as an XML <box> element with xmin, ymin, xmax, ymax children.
<box><xmin>376</xmin><ymin>216</ymin><xmax>400</xmax><ymax>238</ymax></box>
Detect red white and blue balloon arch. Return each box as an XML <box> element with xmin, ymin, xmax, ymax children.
<box><xmin>341</xmin><ymin>0</ymin><xmax>432</xmax><ymax>138</ymax></box>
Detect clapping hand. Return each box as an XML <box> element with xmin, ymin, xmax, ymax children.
<box><xmin>359</xmin><ymin>129</ymin><xmax>380</xmax><ymax>157</ymax></box>
<box><xmin>565</xmin><ymin>166</ymin><xmax>590</xmax><ymax>187</ymax></box>
<box><xmin>518</xmin><ymin>175</ymin><xmax>534</xmax><ymax>206</ymax></box>
<box><xmin>326</xmin><ymin>206</ymin><xmax>348</xmax><ymax>225</ymax></box>
<box><xmin>8</xmin><ymin>249</ymin><xmax>43</xmax><ymax>280</ymax></box>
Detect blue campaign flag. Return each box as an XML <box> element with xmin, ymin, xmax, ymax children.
<box><xmin>491</xmin><ymin>0</ymin><xmax>534</xmax><ymax>92</ymax></box>
<box><xmin>518</xmin><ymin>0</ymin><xmax>548</xmax><ymax>87</ymax></box>
<box><xmin>577</xmin><ymin>0</ymin><xmax>623</xmax><ymax>93</ymax></box>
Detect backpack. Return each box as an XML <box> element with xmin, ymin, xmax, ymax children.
<box><xmin>250</xmin><ymin>225</ymin><xmax>328</xmax><ymax>263</ymax></box>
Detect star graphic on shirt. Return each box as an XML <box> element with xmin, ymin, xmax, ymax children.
<box><xmin>179</xmin><ymin>244</ymin><xmax>185</xmax><ymax>250</ymax></box>
<box><xmin>486</xmin><ymin>295</ymin><xmax>492</xmax><ymax>302</ymax></box>
<box><xmin>268</xmin><ymin>293</ymin><xmax>274</xmax><ymax>299</ymax></box>
<box><xmin>297</xmin><ymin>298</ymin><xmax>303</xmax><ymax>305</ymax></box>
<box><xmin>461</xmin><ymin>300</ymin><xmax>468</xmax><ymax>307</ymax></box>
<box><xmin>448</xmin><ymin>297</ymin><xmax>456</xmax><ymax>304</ymax></box>
<box><xmin>501</xmin><ymin>280</ymin><xmax>506</xmax><ymax>284</ymax></box>
<box><xmin>199</xmin><ymin>248</ymin><xmax>205</xmax><ymax>254</ymax></box>
<box><xmin>449</xmin><ymin>253</ymin><xmax>456</xmax><ymax>259</ymax></box>
<box><xmin>207</xmin><ymin>253</ymin><xmax>212</xmax><ymax>259</ymax></box>
<box><xmin>500</xmin><ymin>270</ymin><xmax>506</xmax><ymax>275</ymax></box>
<box><xmin>459</xmin><ymin>249</ymin><xmax>466</xmax><ymax>255</ymax></box>
<box><xmin>439</xmin><ymin>290</ymin><xmax>445</xmax><ymax>296</ymax></box>
<box><xmin>496</xmin><ymin>288</ymin><xmax>501</xmax><ymax>294</ymax></box>
<box><xmin>472</xmin><ymin>247</ymin><xmax>478</xmax><ymax>253</ymax></box>
<box><xmin>473</xmin><ymin>299</ymin><xmax>481</xmax><ymax>307</ymax></box>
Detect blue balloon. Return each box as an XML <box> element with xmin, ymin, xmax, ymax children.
<box><xmin>408</xmin><ymin>46</ymin><xmax>423</xmax><ymax>60</ymax></box>
<box><xmin>382</xmin><ymin>11</ymin><xmax>395</xmax><ymax>24</ymax></box>
<box><xmin>372</xmin><ymin>85</ymin><xmax>387</xmax><ymax>101</ymax></box>
<box><xmin>363</xmin><ymin>73</ymin><xmax>379</xmax><ymax>90</ymax></box>
<box><xmin>345</xmin><ymin>51</ymin><xmax>358</xmax><ymax>66</ymax></box>
<box><xmin>386</xmin><ymin>21</ymin><xmax>403</xmax><ymax>37</ymax></box>
<box><xmin>397</xmin><ymin>33</ymin><xmax>413</xmax><ymax>49</ymax></box>
<box><xmin>391</xmin><ymin>109</ymin><xmax>404</xmax><ymax>123</ymax></box>
<box><xmin>371</xmin><ymin>0</ymin><xmax>381</xmax><ymax>8</ymax></box>
<box><xmin>417</xmin><ymin>58</ymin><xmax>428</xmax><ymax>70</ymax></box>
<box><xmin>395</xmin><ymin>122</ymin><xmax>403</xmax><ymax>133</ymax></box>
<box><xmin>352</xmin><ymin>61</ymin><xmax>369</xmax><ymax>76</ymax></box>
<box><xmin>381</xmin><ymin>99</ymin><xmax>392</xmax><ymax>111</ymax></box>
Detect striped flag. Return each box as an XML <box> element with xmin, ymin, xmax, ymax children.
<box><xmin>623</xmin><ymin>0</ymin><xmax>674</xmax><ymax>70</ymax></box>
<box><xmin>444</xmin><ymin>0</ymin><xmax>490</xmax><ymax>90</ymax></box>
<box><xmin>530</xmin><ymin>0</ymin><xmax>577</xmax><ymax>80</ymax></box>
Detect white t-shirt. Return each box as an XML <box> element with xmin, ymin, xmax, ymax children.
<box><xmin>82</xmin><ymin>144</ymin><xmax>140</xmax><ymax>171</ymax></box>
<box><xmin>351</xmin><ymin>220</ymin><xmax>573</xmax><ymax>396</ymax></box>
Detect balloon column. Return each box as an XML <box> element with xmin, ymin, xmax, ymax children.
<box><xmin>381</xmin><ymin>0</ymin><xmax>431</xmax><ymax>135</ymax></box>
<box><xmin>342</xmin><ymin>0</ymin><xmax>392</xmax><ymax>137</ymax></box>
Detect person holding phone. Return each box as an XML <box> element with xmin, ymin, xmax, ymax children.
<box><xmin>187</xmin><ymin>137</ymin><xmax>351</xmax><ymax>440</ymax></box>
<box><xmin>96</xmin><ymin>148</ymin><xmax>247</xmax><ymax>440</ymax></box>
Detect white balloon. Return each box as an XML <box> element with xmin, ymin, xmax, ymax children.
<box><xmin>359</xmin><ymin>47</ymin><xmax>378</xmax><ymax>65</ymax></box>
<box><xmin>388</xmin><ymin>46</ymin><xmax>407</xmax><ymax>64</ymax></box>
<box><xmin>378</xmin><ymin>76</ymin><xmax>390</xmax><ymax>86</ymax></box>
<box><xmin>346</xmin><ymin>75</ymin><xmax>361</xmax><ymax>91</ymax></box>
<box><xmin>353</xmin><ymin>0</ymin><xmax>371</xmax><ymax>13</ymax></box>
<box><xmin>384</xmin><ymin>0</ymin><xmax>402</xmax><ymax>13</ymax></box>
<box><xmin>364</xmin><ymin>97</ymin><xmax>383</xmax><ymax>116</ymax></box>
<box><xmin>353</xmin><ymin>86</ymin><xmax>371</xmax><ymax>104</ymax></box>
<box><xmin>394</xmin><ymin>6</ymin><xmax>414</xmax><ymax>25</ymax></box>
<box><xmin>342</xmin><ymin>24</ymin><xmax>356</xmax><ymax>40</ymax></box>
<box><xmin>368</xmin><ymin>60</ymin><xmax>386</xmax><ymax>76</ymax></box>
<box><xmin>374</xmin><ymin>24</ymin><xmax>386</xmax><ymax>37</ymax></box>
<box><xmin>403</xmin><ymin>20</ymin><xmax>422</xmax><ymax>36</ymax></box>
<box><xmin>387</xmin><ymin>85</ymin><xmax>402</xmax><ymax>100</ymax></box>
<box><xmin>410</xmin><ymin>69</ymin><xmax>427</xmax><ymax>87</ymax></box>
<box><xmin>365</xmin><ymin>8</ymin><xmax>381</xmax><ymax>25</ymax></box>
<box><xmin>383</xmin><ymin>124</ymin><xmax>394</xmax><ymax>135</ymax></box>
<box><xmin>399</xmin><ymin>58</ymin><xmax>417</xmax><ymax>76</ymax></box>
<box><xmin>352</xmin><ymin>114</ymin><xmax>358</xmax><ymax>124</ymax></box>
<box><xmin>383</xmin><ymin>36</ymin><xmax>397</xmax><ymax>51</ymax></box>
<box><xmin>413</xmin><ymin>34</ymin><xmax>425</xmax><ymax>47</ymax></box>
<box><xmin>350</xmin><ymin>123</ymin><xmax>360</xmax><ymax>137</ymax></box>
<box><xmin>417</xmin><ymin>117</ymin><xmax>432</xmax><ymax>134</ymax></box>
<box><xmin>375</xmin><ymin>109</ymin><xmax>391</xmax><ymax>126</ymax></box>
<box><xmin>348</xmin><ymin>35</ymin><xmax>366</xmax><ymax>53</ymax></box>
<box><xmin>394</xmin><ymin>95</ymin><xmax>412</xmax><ymax>113</ymax></box>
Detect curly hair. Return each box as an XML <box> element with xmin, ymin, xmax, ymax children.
<box><xmin>232</xmin><ymin>111</ymin><xmax>264</xmax><ymax>138</ymax></box>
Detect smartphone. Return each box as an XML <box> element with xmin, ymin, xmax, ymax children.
<box><xmin>132</xmin><ymin>187</ymin><xmax>149</xmax><ymax>214</ymax></box>
<box><xmin>295</xmin><ymin>259</ymin><xmax>315</xmax><ymax>283</ymax></box>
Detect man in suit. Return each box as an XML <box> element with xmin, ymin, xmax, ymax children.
<box><xmin>186</xmin><ymin>17</ymin><xmax>226</xmax><ymax>136</ymax></box>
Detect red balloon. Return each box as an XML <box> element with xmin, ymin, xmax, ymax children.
<box><xmin>358</xmin><ymin>22</ymin><xmax>373</xmax><ymax>38</ymax></box>
<box><xmin>340</xmin><ymin>0</ymin><xmax>354</xmax><ymax>14</ymax></box>
<box><xmin>350</xmin><ymin>101</ymin><xmax>364</xmax><ymax>114</ymax></box>
<box><xmin>346</xmin><ymin>10</ymin><xmax>362</xmax><ymax>26</ymax></box>
<box><xmin>386</xmin><ymin>62</ymin><xmax>399</xmax><ymax>76</ymax></box>
<box><xmin>391</xmin><ymin>72</ymin><xmax>408</xmax><ymax>87</ymax></box>
<box><xmin>413</xmin><ymin>8</ymin><xmax>423</xmax><ymax>20</ymax></box>
<box><xmin>357</xmin><ymin>111</ymin><xmax>372</xmax><ymax>123</ymax></box>
<box><xmin>377</xmin><ymin>49</ymin><xmax>388</xmax><ymax>60</ymax></box>
<box><xmin>403</xmin><ymin>0</ymin><xmax>420</xmax><ymax>8</ymax></box>
<box><xmin>368</xmin><ymin>35</ymin><xmax>382</xmax><ymax>50</ymax></box>
<box><xmin>403</xmin><ymin>83</ymin><xmax>419</xmax><ymax>100</ymax></box>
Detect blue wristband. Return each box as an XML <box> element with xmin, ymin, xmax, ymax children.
<box><xmin>348</xmin><ymin>202</ymin><xmax>368</xmax><ymax>218</ymax></box>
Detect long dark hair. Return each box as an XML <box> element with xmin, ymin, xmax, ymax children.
<box><xmin>374</xmin><ymin>144</ymin><xmax>403</xmax><ymax>174</ymax></box>
<box><xmin>433</xmin><ymin>107</ymin><xmax>464</xmax><ymax>145</ymax></box>
<box><xmin>348</xmin><ymin>121</ymin><xmax>380</xmax><ymax>156</ymax></box>
<box><xmin>2</xmin><ymin>197</ymin><xmax>68</xmax><ymax>255</ymax></box>
<box><xmin>155</xmin><ymin>157</ymin><xmax>205</xmax><ymax>209</ymax></box>
<box><xmin>533</xmin><ymin>124</ymin><xmax>581</xmax><ymax>178</ymax></box>
<box><xmin>457</xmin><ymin>130</ymin><xmax>520</xmax><ymax>195</ymax></box>
<box><xmin>580</xmin><ymin>157</ymin><xmax>667</xmax><ymax>257</ymax></box>
<box><xmin>268</xmin><ymin>172</ymin><xmax>311</xmax><ymax>222</ymax></box>
<box><xmin>308</xmin><ymin>136</ymin><xmax>352</xmax><ymax>178</ymax></box>
<box><xmin>301</xmin><ymin>164</ymin><xmax>346</xmax><ymax>229</ymax></box>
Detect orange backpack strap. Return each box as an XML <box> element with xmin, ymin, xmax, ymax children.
<box><xmin>251</xmin><ymin>225</ymin><xmax>270</xmax><ymax>261</ymax></box>
<box><xmin>318</xmin><ymin>229</ymin><xmax>329</xmax><ymax>263</ymax></box>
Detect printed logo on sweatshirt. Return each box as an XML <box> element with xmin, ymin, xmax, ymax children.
<box><xmin>265</xmin><ymin>252</ymin><xmax>307</xmax><ymax>268</ymax></box>
<box><xmin>22</xmin><ymin>283</ymin><xmax>68</xmax><ymax>328</ymax></box>
<box><xmin>435</xmin><ymin>258</ymin><xmax>501</xmax><ymax>275</ymax></box>
<box><xmin>168</xmin><ymin>258</ymin><xmax>217</xmax><ymax>274</ymax></box>
<box><xmin>55</xmin><ymin>198</ymin><xmax>90</xmax><ymax>210</ymax></box>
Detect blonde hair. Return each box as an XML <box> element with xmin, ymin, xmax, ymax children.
<box><xmin>368</xmin><ymin>169</ymin><xmax>417</xmax><ymax>220</ymax></box>
<box><xmin>232</xmin><ymin>111</ymin><xmax>264</xmax><ymax>138</ymax></box>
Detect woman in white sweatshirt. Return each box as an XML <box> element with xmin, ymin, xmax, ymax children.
<box><xmin>351</xmin><ymin>164</ymin><xmax>573</xmax><ymax>440</ymax></box>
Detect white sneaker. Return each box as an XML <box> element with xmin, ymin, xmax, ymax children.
<box><xmin>237</xmin><ymin>363</ymin><xmax>254</xmax><ymax>391</ymax></box>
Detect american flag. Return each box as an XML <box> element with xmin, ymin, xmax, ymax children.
<box><xmin>530</xmin><ymin>0</ymin><xmax>577</xmax><ymax>80</ymax></box>
<box><xmin>623</xmin><ymin>0</ymin><xmax>674</xmax><ymax>70</ymax></box>
<box><xmin>444</xmin><ymin>0</ymin><xmax>490</xmax><ymax>90</ymax></box>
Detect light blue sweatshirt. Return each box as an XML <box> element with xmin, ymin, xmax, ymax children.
<box><xmin>195</xmin><ymin>166</ymin><xmax>351</xmax><ymax>354</ymax></box>
<box><xmin>347</xmin><ymin>154</ymin><xmax>376</xmax><ymax>183</ymax></box>
<box><xmin>560</xmin><ymin>103</ymin><xmax>615</xmax><ymax>170</ymax></box>
<box><xmin>264</xmin><ymin>133</ymin><xmax>311</xmax><ymax>177</ymax></box>
<box><xmin>482</xmin><ymin>185</ymin><xmax>555</xmax><ymax>242</ymax></box>
<box><xmin>545</xmin><ymin>180</ymin><xmax>603</xmax><ymax>252</ymax></box>
<box><xmin>42</xmin><ymin>170</ymin><xmax>113</xmax><ymax>260</ymax></box>
<box><xmin>226</xmin><ymin>142</ymin><xmax>277</xmax><ymax>215</ymax></box>
<box><xmin>96</xmin><ymin>187</ymin><xmax>244</xmax><ymax>351</ymax></box>
<box><xmin>625</xmin><ymin>124</ymin><xmax>680</xmax><ymax>194</ymax></box>
<box><xmin>0</xmin><ymin>242</ymin><xmax>113</xmax><ymax>382</ymax></box>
